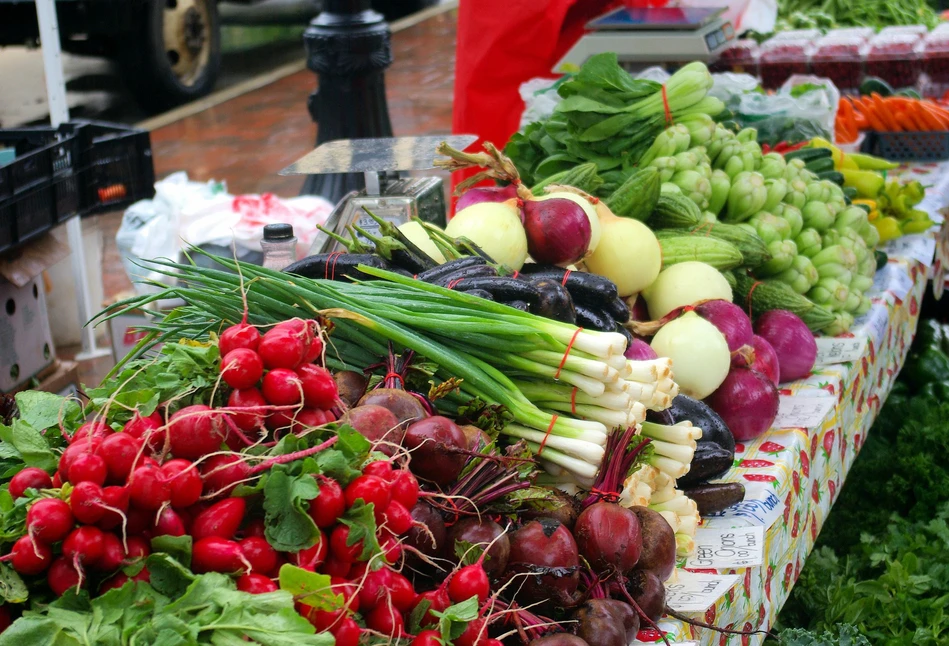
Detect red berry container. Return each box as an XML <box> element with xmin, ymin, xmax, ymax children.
<box><xmin>759</xmin><ymin>37</ymin><xmax>813</xmax><ymax>89</ymax></box>
<box><xmin>825</xmin><ymin>27</ymin><xmax>874</xmax><ymax>43</ymax></box>
<box><xmin>711</xmin><ymin>40</ymin><xmax>759</xmax><ymax>74</ymax></box>
<box><xmin>767</xmin><ymin>29</ymin><xmax>822</xmax><ymax>43</ymax></box>
<box><xmin>923</xmin><ymin>29</ymin><xmax>949</xmax><ymax>84</ymax></box>
<box><xmin>811</xmin><ymin>34</ymin><xmax>867</xmax><ymax>92</ymax></box>
<box><xmin>866</xmin><ymin>32</ymin><xmax>923</xmax><ymax>89</ymax></box>
<box><xmin>878</xmin><ymin>25</ymin><xmax>929</xmax><ymax>40</ymax></box>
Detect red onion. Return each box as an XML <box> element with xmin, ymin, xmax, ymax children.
<box><xmin>456</xmin><ymin>184</ymin><xmax>519</xmax><ymax>214</ymax></box>
<box><xmin>629</xmin><ymin>295</ymin><xmax>649</xmax><ymax>322</ymax></box>
<box><xmin>705</xmin><ymin>367</ymin><xmax>779</xmax><ymax>441</ymax></box>
<box><xmin>695</xmin><ymin>300</ymin><xmax>753</xmax><ymax>352</ymax></box>
<box><xmin>625</xmin><ymin>338</ymin><xmax>658</xmax><ymax>361</ymax></box>
<box><xmin>753</xmin><ymin>310</ymin><xmax>817</xmax><ymax>383</ymax></box>
<box><xmin>523</xmin><ymin>195</ymin><xmax>594</xmax><ymax>266</ymax></box>
<box><xmin>749</xmin><ymin>336</ymin><xmax>779</xmax><ymax>386</ymax></box>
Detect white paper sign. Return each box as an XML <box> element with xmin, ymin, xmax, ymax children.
<box><xmin>887</xmin><ymin>267</ymin><xmax>915</xmax><ymax>301</ymax></box>
<box><xmin>882</xmin><ymin>234</ymin><xmax>936</xmax><ymax>267</ymax></box>
<box><xmin>814</xmin><ymin>335</ymin><xmax>867</xmax><ymax>365</ymax></box>
<box><xmin>665</xmin><ymin>570</ymin><xmax>741</xmax><ymax>613</ymax></box>
<box><xmin>686</xmin><ymin>526</ymin><xmax>765</xmax><ymax>569</ymax></box>
<box><xmin>773</xmin><ymin>395</ymin><xmax>836</xmax><ymax>429</ymax></box>
<box><xmin>702</xmin><ymin>488</ymin><xmax>785</xmax><ymax>529</ymax></box>
<box><xmin>853</xmin><ymin>303</ymin><xmax>889</xmax><ymax>346</ymax></box>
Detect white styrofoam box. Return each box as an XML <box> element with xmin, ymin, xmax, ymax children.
<box><xmin>47</xmin><ymin>218</ymin><xmax>106</xmax><ymax>347</ymax></box>
<box><xmin>0</xmin><ymin>277</ymin><xmax>55</xmax><ymax>392</ymax></box>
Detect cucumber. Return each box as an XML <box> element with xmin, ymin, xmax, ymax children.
<box><xmin>805</xmin><ymin>157</ymin><xmax>836</xmax><ymax>174</ymax></box>
<box><xmin>859</xmin><ymin>76</ymin><xmax>894</xmax><ymax>97</ymax></box>
<box><xmin>658</xmin><ymin>222</ymin><xmax>771</xmax><ymax>268</ymax></box>
<box><xmin>656</xmin><ymin>234</ymin><xmax>744</xmax><ymax>271</ymax></box>
<box><xmin>648</xmin><ymin>192</ymin><xmax>703</xmax><ymax>228</ymax></box>
<box><xmin>843</xmin><ymin>186</ymin><xmax>858</xmax><ymax>200</ymax></box>
<box><xmin>733</xmin><ymin>272</ymin><xmax>836</xmax><ymax>332</ymax></box>
<box><xmin>895</xmin><ymin>87</ymin><xmax>921</xmax><ymax>99</ymax></box>
<box><xmin>817</xmin><ymin>170</ymin><xmax>845</xmax><ymax>185</ymax></box>
<box><xmin>784</xmin><ymin>148</ymin><xmax>832</xmax><ymax>164</ymax></box>
<box><xmin>604</xmin><ymin>167</ymin><xmax>661</xmax><ymax>220</ymax></box>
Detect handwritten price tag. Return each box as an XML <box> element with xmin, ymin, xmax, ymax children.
<box><xmin>813</xmin><ymin>336</ymin><xmax>867</xmax><ymax>365</ymax></box>
<box><xmin>702</xmin><ymin>489</ymin><xmax>784</xmax><ymax>530</ymax></box>
<box><xmin>882</xmin><ymin>234</ymin><xmax>936</xmax><ymax>268</ymax></box>
<box><xmin>853</xmin><ymin>303</ymin><xmax>889</xmax><ymax>347</ymax></box>
<box><xmin>665</xmin><ymin>570</ymin><xmax>741</xmax><ymax>613</ymax></box>
<box><xmin>774</xmin><ymin>395</ymin><xmax>836</xmax><ymax>429</ymax></box>
<box><xmin>686</xmin><ymin>527</ymin><xmax>764</xmax><ymax>569</ymax></box>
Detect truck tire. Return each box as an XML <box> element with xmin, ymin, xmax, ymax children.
<box><xmin>119</xmin><ymin>0</ymin><xmax>221</xmax><ymax>112</ymax></box>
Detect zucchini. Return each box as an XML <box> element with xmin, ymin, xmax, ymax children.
<box><xmin>805</xmin><ymin>157</ymin><xmax>836</xmax><ymax>174</ymax></box>
<box><xmin>733</xmin><ymin>272</ymin><xmax>836</xmax><ymax>331</ymax></box>
<box><xmin>658</xmin><ymin>235</ymin><xmax>744</xmax><ymax>271</ymax></box>
<box><xmin>783</xmin><ymin>148</ymin><xmax>832</xmax><ymax>164</ymax></box>
<box><xmin>648</xmin><ymin>192</ymin><xmax>703</xmax><ymax>228</ymax></box>
<box><xmin>859</xmin><ymin>76</ymin><xmax>893</xmax><ymax>97</ymax></box>
<box><xmin>817</xmin><ymin>170</ymin><xmax>845</xmax><ymax>185</ymax></box>
<box><xmin>531</xmin><ymin>162</ymin><xmax>603</xmax><ymax>195</ymax></box>
<box><xmin>895</xmin><ymin>87</ymin><xmax>922</xmax><ymax>99</ymax></box>
<box><xmin>657</xmin><ymin>222</ymin><xmax>771</xmax><ymax>268</ymax></box>
<box><xmin>604</xmin><ymin>167</ymin><xmax>661</xmax><ymax>220</ymax></box>
<box><xmin>843</xmin><ymin>186</ymin><xmax>858</xmax><ymax>200</ymax></box>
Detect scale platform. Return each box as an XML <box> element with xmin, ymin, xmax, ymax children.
<box><xmin>555</xmin><ymin>6</ymin><xmax>734</xmax><ymax>73</ymax></box>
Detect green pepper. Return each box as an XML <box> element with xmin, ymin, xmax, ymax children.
<box><xmin>903</xmin><ymin>347</ymin><xmax>949</xmax><ymax>388</ymax></box>
<box><xmin>920</xmin><ymin>380</ymin><xmax>949</xmax><ymax>400</ymax></box>
<box><xmin>913</xmin><ymin>319</ymin><xmax>947</xmax><ymax>354</ymax></box>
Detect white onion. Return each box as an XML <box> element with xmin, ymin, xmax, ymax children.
<box><xmin>444</xmin><ymin>200</ymin><xmax>528</xmax><ymax>269</ymax></box>
<box><xmin>650</xmin><ymin>311</ymin><xmax>730</xmax><ymax>399</ymax></box>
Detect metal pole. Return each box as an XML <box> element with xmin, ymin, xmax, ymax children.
<box><xmin>35</xmin><ymin>0</ymin><xmax>110</xmax><ymax>360</ymax></box>
<box><xmin>299</xmin><ymin>0</ymin><xmax>394</xmax><ymax>203</ymax></box>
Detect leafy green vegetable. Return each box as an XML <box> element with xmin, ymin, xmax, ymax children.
<box><xmin>775</xmin><ymin>624</ymin><xmax>871</xmax><ymax>646</ymax></box>
<box><xmin>263</xmin><ymin>465</ymin><xmax>321</xmax><ymax>552</ymax></box>
<box><xmin>433</xmin><ymin>596</ymin><xmax>480</xmax><ymax>643</ymax></box>
<box><xmin>278</xmin><ymin>564</ymin><xmax>339</xmax><ymax>611</ymax></box>
<box><xmin>339</xmin><ymin>500</ymin><xmax>382</xmax><ymax>562</ymax></box>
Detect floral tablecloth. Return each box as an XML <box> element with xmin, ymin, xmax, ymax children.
<box><xmin>648</xmin><ymin>165</ymin><xmax>949</xmax><ymax>646</ymax></box>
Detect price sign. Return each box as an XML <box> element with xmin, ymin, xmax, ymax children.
<box><xmin>774</xmin><ymin>395</ymin><xmax>836</xmax><ymax>429</ymax></box>
<box><xmin>882</xmin><ymin>234</ymin><xmax>936</xmax><ymax>268</ymax></box>
<box><xmin>702</xmin><ymin>489</ymin><xmax>785</xmax><ymax>529</ymax></box>
<box><xmin>686</xmin><ymin>527</ymin><xmax>764</xmax><ymax>569</ymax></box>
<box><xmin>665</xmin><ymin>570</ymin><xmax>741</xmax><ymax>613</ymax></box>
<box><xmin>853</xmin><ymin>303</ymin><xmax>889</xmax><ymax>346</ymax></box>
<box><xmin>814</xmin><ymin>335</ymin><xmax>867</xmax><ymax>365</ymax></box>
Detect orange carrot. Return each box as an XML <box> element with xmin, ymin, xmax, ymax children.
<box><xmin>871</xmin><ymin>94</ymin><xmax>900</xmax><ymax>131</ymax></box>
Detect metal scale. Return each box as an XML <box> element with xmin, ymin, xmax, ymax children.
<box><xmin>555</xmin><ymin>5</ymin><xmax>734</xmax><ymax>74</ymax></box>
<box><xmin>280</xmin><ymin>135</ymin><xmax>477</xmax><ymax>254</ymax></box>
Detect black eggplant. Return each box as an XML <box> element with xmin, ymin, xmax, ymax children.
<box><xmin>451</xmin><ymin>277</ymin><xmax>541</xmax><ymax>304</ymax></box>
<box><xmin>460</xmin><ymin>288</ymin><xmax>494</xmax><ymax>301</ymax></box>
<box><xmin>604</xmin><ymin>297</ymin><xmax>630</xmax><ymax>323</ymax></box>
<box><xmin>283</xmin><ymin>253</ymin><xmax>390</xmax><ymax>281</ymax></box>
<box><xmin>682</xmin><ymin>482</ymin><xmax>746</xmax><ymax>515</ymax></box>
<box><xmin>416</xmin><ymin>256</ymin><xmax>485</xmax><ymax>282</ymax></box>
<box><xmin>667</xmin><ymin>395</ymin><xmax>735</xmax><ymax>454</ymax></box>
<box><xmin>518</xmin><ymin>265</ymin><xmax>618</xmax><ymax>305</ymax></box>
<box><xmin>615</xmin><ymin>323</ymin><xmax>635</xmax><ymax>348</ymax></box>
<box><xmin>433</xmin><ymin>264</ymin><xmax>498</xmax><ymax>286</ymax></box>
<box><xmin>505</xmin><ymin>300</ymin><xmax>530</xmax><ymax>312</ymax></box>
<box><xmin>678</xmin><ymin>443</ymin><xmax>735</xmax><ymax>487</ymax></box>
<box><xmin>575</xmin><ymin>304</ymin><xmax>616</xmax><ymax>332</ymax></box>
<box><xmin>529</xmin><ymin>278</ymin><xmax>577</xmax><ymax>324</ymax></box>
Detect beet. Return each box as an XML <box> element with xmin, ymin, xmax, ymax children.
<box><xmin>505</xmin><ymin>518</ymin><xmax>580</xmax><ymax>609</ymax></box>
<box><xmin>460</xmin><ymin>425</ymin><xmax>492</xmax><ymax>452</ymax></box>
<box><xmin>626</xmin><ymin>569</ymin><xmax>665</xmax><ymax>622</ymax></box>
<box><xmin>337</xmin><ymin>405</ymin><xmax>403</xmax><ymax>456</ymax></box>
<box><xmin>629</xmin><ymin>506</ymin><xmax>676</xmax><ymax>581</ymax></box>
<box><xmin>574</xmin><ymin>599</ymin><xmax>639</xmax><ymax>646</ymax></box>
<box><xmin>404</xmin><ymin>502</ymin><xmax>445</xmax><ymax>561</ymax></box>
<box><xmin>447</xmin><ymin>518</ymin><xmax>510</xmax><ymax>578</ymax></box>
<box><xmin>574</xmin><ymin>502</ymin><xmax>641</xmax><ymax>574</ymax></box>
<box><xmin>402</xmin><ymin>416</ymin><xmax>468</xmax><ymax>486</ymax></box>
<box><xmin>520</xmin><ymin>489</ymin><xmax>579</xmax><ymax>531</ymax></box>
<box><xmin>528</xmin><ymin>635</ymin><xmax>589</xmax><ymax>646</ymax></box>
<box><xmin>334</xmin><ymin>371</ymin><xmax>367</xmax><ymax>407</ymax></box>
<box><xmin>358</xmin><ymin>389</ymin><xmax>428</xmax><ymax>429</ymax></box>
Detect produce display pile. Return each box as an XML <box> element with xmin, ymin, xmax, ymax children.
<box><xmin>0</xmin><ymin>54</ymin><xmax>940</xmax><ymax>646</ymax></box>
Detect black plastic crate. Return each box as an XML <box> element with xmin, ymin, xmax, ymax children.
<box><xmin>0</xmin><ymin>203</ymin><xmax>13</xmax><ymax>254</ymax></box>
<box><xmin>74</xmin><ymin>121</ymin><xmax>155</xmax><ymax>215</ymax></box>
<box><xmin>12</xmin><ymin>184</ymin><xmax>55</xmax><ymax>245</ymax></box>
<box><xmin>860</xmin><ymin>130</ymin><xmax>949</xmax><ymax>162</ymax></box>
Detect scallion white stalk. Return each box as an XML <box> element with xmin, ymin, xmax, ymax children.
<box><xmin>641</xmin><ymin>421</ymin><xmax>701</xmax><ymax>444</ymax></box>
<box><xmin>526</xmin><ymin>443</ymin><xmax>600</xmax><ymax>479</ymax></box>
<box><xmin>649</xmin><ymin>455</ymin><xmax>690</xmax><ymax>480</ymax></box>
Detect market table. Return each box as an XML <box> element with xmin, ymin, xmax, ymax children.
<box><xmin>646</xmin><ymin>164</ymin><xmax>949</xmax><ymax>646</ymax></box>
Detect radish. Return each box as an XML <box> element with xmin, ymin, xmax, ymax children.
<box><xmin>387</xmin><ymin>570</ymin><xmax>417</xmax><ymax>612</ymax></box>
<box><xmin>128</xmin><ymin>466</ymin><xmax>170</xmax><ymax>511</ymax></box>
<box><xmin>331</xmin><ymin>616</ymin><xmax>361</xmax><ymax>646</ymax></box>
<box><xmin>96</xmin><ymin>486</ymin><xmax>129</xmax><ymax>531</ymax></box>
<box><xmin>261</xmin><ymin>369</ymin><xmax>304</xmax><ymax>407</ymax></box>
<box><xmin>239</xmin><ymin>537</ymin><xmax>278</xmax><ymax>575</ymax></box>
<box><xmin>192</xmin><ymin>536</ymin><xmax>249</xmax><ymax>574</ymax></box>
<box><xmin>59</xmin><ymin>443</ymin><xmax>93</xmax><ymax>479</ymax></box>
<box><xmin>95</xmin><ymin>532</ymin><xmax>125</xmax><ymax>571</ymax></box>
<box><xmin>379</xmin><ymin>532</ymin><xmax>403</xmax><ymax>564</ymax></box>
<box><xmin>357</xmin><ymin>567</ymin><xmax>395</xmax><ymax>611</ymax></box>
<box><xmin>365</xmin><ymin>601</ymin><xmax>407</xmax><ymax>637</ymax></box>
<box><xmin>67</xmin><ymin>453</ymin><xmax>108</xmax><ymax>486</ymax></box>
<box><xmin>243</xmin><ymin>518</ymin><xmax>266</xmax><ymax>538</ymax></box>
<box><xmin>329</xmin><ymin>525</ymin><xmax>362</xmax><ymax>563</ymax></box>
<box><xmin>455</xmin><ymin>618</ymin><xmax>487</xmax><ymax>646</ymax></box>
<box><xmin>293</xmin><ymin>531</ymin><xmax>328</xmax><ymax>571</ymax></box>
<box><xmin>389</xmin><ymin>470</ymin><xmax>420</xmax><ymax>509</ymax></box>
<box><xmin>226</xmin><ymin>387</ymin><xmax>268</xmax><ymax>431</ymax></box>
<box><xmin>70</xmin><ymin>481</ymin><xmax>106</xmax><ymax>524</ymax></box>
<box><xmin>154</xmin><ymin>508</ymin><xmax>187</xmax><ymax>537</ymax></box>
<box><xmin>413</xmin><ymin>588</ymin><xmax>450</xmax><ymax>627</ymax></box>
<box><xmin>220</xmin><ymin>348</ymin><xmax>264</xmax><ymax>390</ymax></box>
<box><xmin>123</xmin><ymin>411</ymin><xmax>163</xmax><ymax>448</ymax></box>
<box><xmin>27</xmin><ymin>498</ymin><xmax>74</xmax><ymax>543</ymax></box>
<box><xmin>343</xmin><ymin>475</ymin><xmax>391</xmax><ymax>518</ymax></box>
<box><xmin>62</xmin><ymin>526</ymin><xmax>106</xmax><ymax>568</ymax></box>
<box><xmin>296</xmin><ymin>408</ymin><xmax>329</xmax><ymax>429</ymax></box>
<box><xmin>412</xmin><ymin>631</ymin><xmax>443</xmax><ymax>646</ymax></box>
<box><xmin>9</xmin><ymin>467</ymin><xmax>53</xmax><ymax>499</ymax></box>
<box><xmin>125</xmin><ymin>536</ymin><xmax>150</xmax><ymax>560</ymax></box>
<box><xmin>160</xmin><ymin>459</ymin><xmax>203</xmax><ymax>509</ymax></box>
<box><xmin>51</xmin><ymin>471</ymin><xmax>63</xmax><ymax>488</ymax></box>
<box><xmin>191</xmin><ymin>497</ymin><xmax>246</xmax><ymax>540</ymax></box>
<box><xmin>362</xmin><ymin>460</ymin><xmax>393</xmax><ymax>480</ymax></box>
<box><xmin>200</xmin><ymin>454</ymin><xmax>252</xmax><ymax>498</ymax></box>
<box><xmin>47</xmin><ymin>557</ymin><xmax>81</xmax><ymax>596</ymax></box>
<box><xmin>9</xmin><ymin>534</ymin><xmax>53</xmax><ymax>575</ymax></box>
<box><xmin>99</xmin><ymin>572</ymin><xmax>130</xmax><ymax>593</ymax></box>
<box><xmin>258</xmin><ymin>327</ymin><xmax>307</xmax><ymax>370</ymax></box>
<box><xmin>167</xmin><ymin>405</ymin><xmax>228</xmax><ymax>459</ymax></box>
<box><xmin>573</xmin><ymin>502</ymin><xmax>642</xmax><ymax>574</ymax></box>
<box><xmin>322</xmin><ymin>556</ymin><xmax>351</xmax><ymax>578</ymax></box>
<box><xmin>236</xmin><ymin>573</ymin><xmax>278</xmax><ymax>594</ymax></box>
<box><xmin>330</xmin><ymin>576</ymin><xmax>360</xmax><ymax>613</ymax></box>
<box><xmin>297</xmin><ymin>364</ymin><xmax>338</xmax><ymax>409</ymax></box>
<box><xmin>449</xmin><ymin>562</ymin><xmax>490</xmax><ymax>604</ymax></box>
<box><xmin>381</xmin><ymin>500</ymin><xmax>413</xmax><ymax>535</ymax></box>
<box><xmin>70</xmin><ymin>421</ymin><xmax>111</xmax><ymax>445</ymax></box>
<box><xmin>307</xmin><ymin>476</ymin><xmax>345</xmax><ymax>528</ymax></box>
<box><xmin>98</xmin><ymin>433</ymin><xmax>145</xmax><ymax>483</ymax></box>
<box><xmin>125</xmin><ymin>508</ymin><xmax>152</xmax><ymax>536</ymax></box>
<box><xmin>219</xmin><ymin>322</ymin><xmax>261</xmax><ymax>356</ymax></box>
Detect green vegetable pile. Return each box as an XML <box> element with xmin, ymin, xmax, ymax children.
<box><xmin>770</xmin><ymin>317</ymin><xmax>949</xmax><ymax>645</ymax></box>
<box><xmin>775</xmin><ymin>0</ymin><xmax>940</xmax><ymax>31</ymax></box>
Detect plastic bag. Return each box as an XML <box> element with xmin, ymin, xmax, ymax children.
<box><xmin>518</xmin><ymin>78</ymin><xmax>563</xmax><ymax>129</ymax></box>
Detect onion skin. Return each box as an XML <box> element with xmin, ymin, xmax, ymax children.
<box><xmin>696</xmin><ymin>300</ymin><xmax>753</xmax><ymax>352</ymax></box>
<box><xmin>455</xmin><ymin>184</ymin><xmax>519</xmax><ymax>214</ymax></box>
<box><xmin>753</xmin><ymin>310</ymin><xmax>817</xmax><ymax>383</ymax></box>
<box><xmin>523</xmin><ymin>197</ymin><xmax>592</xmax><ymax>266</ymax></box>
<box><xmin>624</xmin><ymin>338</ymin><xmax>658</xmax><ymax>361</ymax></box>
<box><xmin>748</xmin><ymin>335</ymin><xmax>780</xmax><ymax>386</ymax></box>
<box><xmin>705</xmin><ymin>366</ymin><xmax>779</xmax><ymax>441</ymax></box>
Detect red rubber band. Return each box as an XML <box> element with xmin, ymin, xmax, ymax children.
<box><xmin>512</xmin><ymin>271</ymin><xmax>519</xmax><ymax>279</ymax></box>
<box><xmin>746</xmin><ymin>280</ymin><xmax>764</xmax><ymax>319</ymax></box>
<box><xmin>590</xmin><ymin>487</ymin><xmax>621</xmax><ymax>503</ymax></box>
<box><xmin>446</xmin><ymin>278</ymin><xmax>462</xmax><ymax>290</ymax></box>
<box><xmin>413</xmin><ymin>274</ymin><xmax>418</xmax><ymax>280</ymax></box>
<box><xmin>384</xmin><ymin>372</ymin><xmax>404</xmax><ymax>385</ymax></box>
<box><xmin>555</xmin><ymin>327</ymin><xmax>584</xmax><ymax>380</ymax></box>
<box><xmin>537</xmin><ymin>414</ymin><xmax>558</xmax><ymax>455</ymax></box>
<box><xmin>561</xmin><ymin>269</ymin><xmax>571</xmax><ymax>287</ymax></box>
<box><xmin>661</xmin><ymin>85</ymin><xmax>672</xmax><ymax>126</ymax></box>
<box><xmin>325</xmin><ymin>252</ymin><xmax>344</xmax><ymax>280</ymax></box>
<box><xmin>570</xmin><ymin>387</ymin><xmax>579</xmax><ymax>416</ymax></box>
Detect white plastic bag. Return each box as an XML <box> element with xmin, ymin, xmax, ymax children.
<box><xmin>518</xmin><ymin>77</ymin><xmax>563</xmax><ymax>129</ymax></box>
